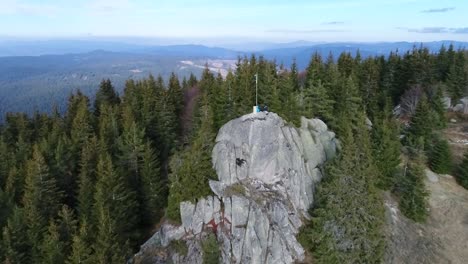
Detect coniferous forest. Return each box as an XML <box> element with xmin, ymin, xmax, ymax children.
<box><xmin>1</xmin><ymin>45</ymin><xmax>468</xmax><ymax>263</ymax></box>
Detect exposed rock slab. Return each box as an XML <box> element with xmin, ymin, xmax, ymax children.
<box><xmin>133</xmin><ymin>112</ymin><xmax>337</xmax><ymax>264</ymax></box>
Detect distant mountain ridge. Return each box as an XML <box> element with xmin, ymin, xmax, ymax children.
<box><xmin>1</xmin><ymin>39</ymin><xmax>467</xmax><ymax>58</ymax></box>
<box><xmin>0</xmin><ymin>40</ymin><xmax>467</xmax><ymax>117</ymax></box>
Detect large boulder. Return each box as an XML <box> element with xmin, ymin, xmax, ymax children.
<box><xmin>133</xmin><ymin>112</ymin><xmax>337</xmax><ymax>264</ymax></box>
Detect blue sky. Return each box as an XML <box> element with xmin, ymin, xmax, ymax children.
<box><xmin>1</xmin><ymin>0</ymin><xmax>468</xmax><ymax>42</ymax></box>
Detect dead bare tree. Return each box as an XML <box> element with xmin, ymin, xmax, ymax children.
<box><xmin>400</xmin><ymin>85</ymin><xmax>423</xmax><ymax>117</ymax></box>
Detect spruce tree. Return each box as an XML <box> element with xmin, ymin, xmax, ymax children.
<box><xmin>372</xmin><ymin>104</ymin><xmax>401</xmax><ymax>190</ymax></box>
<box><xmin>40</xmin><ymin>221</ymin><xmax>65</xmax><ymax>264</ymax></box>
<box><xmin>67</xmin><ymin>219</ymin><xmax>93</xmax><ymax>264</ymax></box>
<box><xmin>406</xmin><ymin>95</ymin><xmax>433</xmax><ymax>148</ymax></box>
<box><xmin>94</xmin><ymin>153</ymin><xmax>138</xmax><ymax>246</ymax></box>
<box><xmin>456</xmin><ymin>150</ymin><xmax>468</xmax><ymax>189</ymax></box>
<box><xmin>303</xmin><ymin>80</ymin><xmax>334</xmax><ymax>122</ymax></box>
<box><xmin>429</xmin><ymin>136</ymin><xmax>452</xmax><ymax>174</ymax></box>
<box><xmin>447</xmin><ymin>52</ymin><xmax>467</xmax><ymax>102</ymax></box>
<box><xmin>97</xmin><ymin>104</ymin><xmax>121</xmax><ymax>155</ymax></box>
<box><xmin>167</xmin><ymin>95</ymin><xmax>217</xmax><ymax>221</ymax></box>
<box><xmin>302</xmin><ymin>118</ymin><xmax>385</xmax><ymax>263</ymax></box>
<box><xmin>94</xmin><ymin>79</ymin><xmax>120</xmax><ymax>116</ymax></box>
<box><xmin>140</xmin><ymin>142</ymin><xmax>164</xmax><ymax>224</ymax></box>
<box><xmin>395</xmin><ymin>158</ymin><xmax>429</xmax><ymax>222</ymax></box>
<box><xmin>2</xmin><ymin>207</ymin><xmax>30</xmax><ymax>263</ymax></box>
<box><xmin>77</xmin><ymin>136</ymin><xmax>98</xmax><ymax>223</ymax></box>
<box><xmin>168</xmin><ymin>72</ymin><xmax>184</xmax><ymax>136</ymax></box>
<box><xmin>93</xmin><ymin>207</ymin><xmax>129</xmax><ymax>264</ymax></box>
<box><xmin>117</xmin><ymin>119</ymin><xmax>164</xmax><ymax>225</ymax></box>
<box><xmin>23</xmin><ymin>146</ymin><xmax>63</xmax><ymax>260</ymax></box>
<box><xmin>56</xmin><ymin>205</ymin><xmax>77</xmax><ymax>258</ymax></box>
<box><xmin>429</xmin><ymin>84</ymin><xmax>447</xmax><ymax>129</ymax></box>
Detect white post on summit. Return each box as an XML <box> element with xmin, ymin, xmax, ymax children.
<box><xmin>253</xmin><ymin>73</ymin><xmax>259</xmax><ymax>113</ymax></box>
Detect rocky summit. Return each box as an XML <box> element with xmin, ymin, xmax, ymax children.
<box><xmin>133</xmin><ymin>112</ymin><xmax>338</xmax><ymax>264</ymax></box>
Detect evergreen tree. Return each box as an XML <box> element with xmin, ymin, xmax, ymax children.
<box><xmin>23</xmin><ymin>146</ymin><xmax>63</xmax><ymax>260</ymax></box>
<box><xmin>67</xmin><ymin>219</ymin><xmax>93</xmax><ymax>264</ymax></box>
<box><xmin>395</xmin><ymin>158</ymin><xmax>429</xmax><ymax>222</ymax></box>
<box><xmin>65</xmin><ymin>91</ymin><xmax>90</xmax><ymax>132</ymax></box>
<box><xmin>168</xmin><ymin>72</ymin><xmax>184</xmax><ymax>136</ymax></box>
<box><xmin>372</xmin><ymin>111</ymin><xmax>401</xmax><ymax>190</ymax></box>
<box><xmin>140</xmin><ymin>142</ymin><xmax>164</xmax><ymax>224</ymax></box>
<box><xmin>406</xmin><ymin>95</ymin><xmax>433</xmax><ymax>148</ymax></box>
<box><xmin>429</xmin><ymin>84</ymin><xmax>447</xmax><ymax>129</ymax></box>
<box><xmin>2</xmin><ymin>207</ymin><xmax>30</xmax><ymax>263</ymax></box>
<box><xmin>167</xmin><ymin>95</ymin><xmax>217</xmax><ymax>221</ymax></box>
<box><xmin>303</xmin><ymin>80</ymin><xmax>334</xmax><ymax>122</ymax></box>
<box><xmin>456</xmin><ymin>150</ymin><xmax>468</xmax><ymax>190</ymax></box>
<box><xmin>39</xmin><ymin>221</ymin><xmax>65</xmax><ymax>264</ymax></box>
<box><xmin>50</xmin><ymin>135</ymin><xmax>77</xmax><ymax>207</ymax></box>
<box><xmin>447</xmin><ymin>51</ymin><xmax>467</xmax><ymax>102</ymax></box>
<box><xmin>97</xmin><ymin>104</ymin><xmax>121</xmax><ymax>155</ymax></box>
<box><xmin>70</xmin><ymin>98</ymin><xmax>93</xmax><ymax>150</ymax></box>
<box><xmin>56</xmin><ymin>205</ymin><xmax>77</xmax><ymax>258</ymax></box>
<box><xmin>93</xmin><ymin>207</ymin><xmax>129</xmax><ymax>264</ymax></box>
<box><xmin>429</xmin><ymin>136</ymin><xmax>452</xmax><ymax>174</ymax></box>
<box><xmin>117</xmin><ymin>119</ymin><xmax>164</xmax><ymax>225</ymax></box>
<box><xmin>301</xmin><ymin>119</ymin><xmax>385</xmax><ymax>263</ymax></box>
<box><xmin>94</xmin><ymin>79</ymin><xmax>120</xmax><ymax>116</ymax></box>
<box><xmin>94</xmin><ymin>153</ymin><xmax>138</xmax><ymax>246</ymax></box>
<box><xmin>77</xmin><ymin>136</ymin><xmax>98</xmax><ymax>223</ymax></box>
<box><xmin>305</xmin><ymin>52</ymin><xmax>325</xmax><ymax>88</ymax></box>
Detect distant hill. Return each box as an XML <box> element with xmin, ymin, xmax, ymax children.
<box><xmin>0</xmin><ymin>40</ymin><xmax>467</xmax><ymax>117</ymax></box>
<box><xmin>257</xmin><ymin>41</ymin><xmax>468</xmax><ymax>69</ymax></box>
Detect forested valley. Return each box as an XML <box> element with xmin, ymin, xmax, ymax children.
<box><xmin>1</xmin><ymin>44</ymin><xmax>468</xmax><ymax>263</ymax></box>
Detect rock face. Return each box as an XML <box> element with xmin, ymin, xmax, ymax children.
<box><xmin>452</xmin><ymin>97</ymin><xmax>468</xmax><ymax>114</ymax></box>
<box><xmin>133</xmin><ymin>112</ymin><xmax>337</xmax><ymax>264</ymax></box>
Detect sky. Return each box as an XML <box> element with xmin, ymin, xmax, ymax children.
<box><xmin>1</xmin><ymin>0</ymin><xmax>468</xmax><ymax>43</ymax></box>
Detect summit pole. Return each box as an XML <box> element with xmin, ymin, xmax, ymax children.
<box><xmin>255</xmin><ymin>73</ymin><xmax>258</xmax><ymax>107</ymax></box>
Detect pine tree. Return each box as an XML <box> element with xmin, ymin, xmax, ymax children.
<box><xmin>93</xmin><ymin>207</ymin><xmax>129</xmax><ymax>264</ymax></box>
<box><xmin>56</xmin><ymin>205</ymin><xmax>77</xmax><ymax>258</ymax></box>
<box><xmin>406</xmin><ymin>95</ymin><xmax>433</xmax><ymax>148</ymax></box>
<box><xmin>0</xmin><ymin>137</ymin><xmax>12</xmax><ymax>189</ymax></box>
<box><xmin>117</xmin><ymin>119</ymin><xmax>164</xmax><ymax>225</ymax></box>
<box><xmin>168</xmin><ymin>72</ymin><xmax>184</xmax><ymax>136</ymax></box>
<box><xmin>77</xmin><ymin>136</ymin><xmax>98</xmax><ymax>223</ymax></box>
<box><xmin>333</xmin><ymin>75</ymin><xmax>362</xmax><ymax>133</ymax></box>
<box><xmin>70</xmin><ymin>98</ymin><xmax>93</xmax><ymax>150</ymax></box>
<box><xmin>456</xmin><ymin>150</ymin><xmax>468</xmax><ymax>190</ymax></box>
<box><xmin>447</xmin><ymin>52</ymin><xmax>467</xmax><ymax>102</ymax></box>
<box><xmin>40</xmin><ymin>221</ymin><xmax>65</xmax><ymax>264</ymax></box>
<box><xmin>97</xmin><ymin>104</ymin><xmax>121</xmax><ymax>155</ymax></box>
<box><xmin>94</xmin><ymin>79</ymin><xmax>120</xmax><ymax>116</ymax></box>
<box><xmin>23</xmin><ymin>146</ymin><xmax>63</xmax><ymax>260</ymax></box>
<box><xmin>94</xmin><ymin>153</ymin><xmax>138</xmax><ymax>246</ymax></box>
<box><xmin>50</xmin><ymin>135</ymin><xmax>77</xmax><ymax>207</ymax></box>
<box><xmin>372</xmin><ymin>112</ymin><xmax>401</xmax><ymax>190</ymax></box>
<box><xmin>167</xmin><ymin>95</ymin><xmax>217</xmax><ymax>221</ymax></box>
<box><xmin>303</xmin><ymin>80</ymin><xmax>334</xmax><ymax>122</ymax></box>
<box><xmin>2</xmin><ymin>207</ymin><xmax>30</xmax><ymax>263</ymax></box>
<box><xmin>429</xmin><ymin>136</ymin><xmax>452</xmax><ymax>174</ymax></box>
<box><xmin>395</xmin><ymin>158</ymin><xmax>429</xmax><ymax>222</ymax></box>
<box><xmin>427</xmin><ymin>84</ymin><xmax>447</xmax><ymax>129</ymax></box>
<box><xmin>67</xmin><ymin>219</ymin><xmax>93</xmax><ymax>264</ymax></box>
<box><xmin>305</xmin><ymin>52</ymin><xmax>325</xmax><ymax>88</ymax></box>
<box><xmin>65</xmin><ymin>91</ymin><xmax>90</xmax><ymax>132</ymax></box>
<box><xmin>302</xmin><ymin>118</ymin><xmax>385</xmax><ymax>263</ymax></box>
<box><xmin>140</xmin><ymin>143</ymin><xmax>164</xmax><ymax>224</ymax></box>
